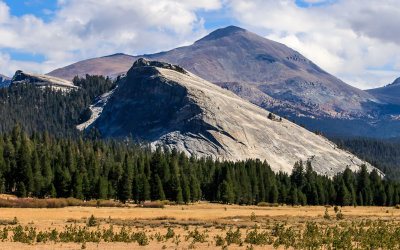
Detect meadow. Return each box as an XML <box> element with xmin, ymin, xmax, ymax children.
<box><xmin>0</xmin><ymin>200</ymin><xmax>399</xmax><ymax>249</ymax></box>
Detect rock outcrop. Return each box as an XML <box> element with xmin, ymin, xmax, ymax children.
<box><xmin>93</xmin><ymin>58</ymin><xmax>379</xmax><ymax>176</ymax></box>
<box><xmin>0</xmin><ymin>74</ymin><xmax>11</xmax><ymax>88</ymax></box>
<box><xmin>12</xmin><ymin>70</ymin><xmax>78</xmax><ymax>90</ymax></box>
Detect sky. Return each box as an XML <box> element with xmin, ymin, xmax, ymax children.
<box><xmin>0</xmin><ymin>0</ymin><xmax>400</xmax><ymax>89</ymax></box>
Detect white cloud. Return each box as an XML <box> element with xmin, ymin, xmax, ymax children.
<box><xmin>228</xmin><ymin>0</ymin><xmax>400</xmax><ymax>89</ymax></box>
<box><xmin>0</xmin><ymin>0</ymin><xmax>222</xmax><ymax>76</ymax></box>
<box><xmin>1</xmin><ymin>0</ymin><xmax>400</xmax><ymax>89</ymax></box>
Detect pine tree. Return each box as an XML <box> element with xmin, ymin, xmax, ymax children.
<box><xmin>337</xmin><ymin>180</ymin><xmax>351</xmax><ymax>206</ymax></box>
<box><xmin>219</xmin><ymin>180</ymin><xmax>234</xmax><ymax>204</ymax></box>
<box><xmin>118</xmin><ymin>171</ymin><xmax>132</xmax><ymax>203</ymax></box>
<box><xmin>16</xmin><ymin>182</ymin><xmax>26</xmax><ymax>198</ymax></box>
<box><xmin>154</xmin><ymin>174</ymin><xmax>166</xmax><ymax>201</ymax></box>
<box><xmin>72</xmin><ymin>172</ymin><xmax>84</xmax><ymax>200</ymax></box>
<box><xmin>269</xmin><ymin>183</ymin><xmax>279</xmax><ymax>204</ymax></box>
<box><xmin>97</xmin><ymin>177</ymin><xmax>108</xmax><ymax>199</ymax></box>
<box><xmin>289</xmin><ymin>186</ymin><xmax>298</xmax><ymax>206</ymax></box>
<box><xmin>182</xmin><ymin>176</ymin><xmax>191</xmax><ymax>204</ymax></box>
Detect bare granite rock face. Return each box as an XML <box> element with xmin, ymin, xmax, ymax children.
<box><xmin>94</xmin><ymin>59</ymin><xmax>379</xmax><ymax>176</ymax></box>
<box><xmin>12</xmin><ymin>70</ymin><xmax>78</xmax><ymax>90</ymax></box>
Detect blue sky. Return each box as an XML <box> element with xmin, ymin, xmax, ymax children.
<box><xmin>0</xmin><ymin>0</ymin><xmax>400</xmax><ymax>89</ymax></box>
<box><xmin>4</xmin><ymin>0</ymin><xmax>58</xmax><ymax>21</ymax></box>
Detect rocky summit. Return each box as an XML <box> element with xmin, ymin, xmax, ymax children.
<box><xmin>92</xmin><ymin>58</ymin><xmax>377</xmax><ymax>176</ymax></box>
<box><xmin>12</xmin><ymin>70</ymin><xmax>78</xmax><ymax>90</ymax></box>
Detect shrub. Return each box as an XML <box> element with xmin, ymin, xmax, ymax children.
<box><xmin>324</xmin><ymin>208</ymin><xmax>331</xmax><ymax>220</ymax></box>
<box><xmin>334</xmin><ymin>205</ymin><xmax>339</xmax><ymax>213</ymax></box>
<box><xmin>11</xmin><ymin>217</ymin><xmax>18</xmax><ymax>225</ymax></box>
<box><xmin>250</xmin><ymin>212</ymin><xmax>256</xmax><ymax>221</ymax></box>
<box><xmin>245</xmin><ymin>229</ymin><xmax>270</xmax><ymax>245</ymax></box>
<box><xmin>185</xmin><ymin>228</ymin><xmax>208</xmax><ymax>243</ymax></box>
<box><xmin>225</xmin><ymin>228</ymin><xmax>242</xmax><ymax>245</ymax></box>
<box><xmin>133</xmin><ymin>232</ymin><xmax>149</xmax><ymax>246</ymax></box>
<box><xmin>87</xmin><ymin>215</ymin><xmax>97</xmax><ymax>227</ymax></box>
<box><xmin>215</xmin><ymin>235</ymin><xmax>225</xmax><ymax>246</ymax></box>
<box><xmin>142</xmin><ymin>201</ymin><xmax>165</xmax><ymax>208</ymax></box>
<box><xmin>165</xmin><ymin>227</ymin><xmax>175</xmax><ymax>239</ymax></box>
<box><xmin>336</xmin><ymin>211</ymin><xmax>344</xmax><ymax>220</ymax></box>
<box><xmin>257</xmin><ymin>202</ymin><xmax>279</xmax><ymax>207</ymax></box>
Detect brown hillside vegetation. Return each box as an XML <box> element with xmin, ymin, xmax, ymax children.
<box><xmin>0</xmin><ymin>202</ymin><xmax>399</xmax><ymax>249</ymax></box>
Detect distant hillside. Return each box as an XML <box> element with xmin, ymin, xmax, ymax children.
<box><xmin>12</xmin><ymin>70</ymin><xmax>78</xmax><ymax>91</ymax></box>
<box><xmin>332</xmin><ymin>136</ymin><xmax>400</xmax><ymax>180</ymax></box>
<box><xmin>0</xmin><ymin>74</ymin><xmax>11</xmax><ymax>87</ymax></box>
<box><xmin>48</xmin><ymin>53</ymin><xmax>136</xmax><ymax>81</ymax></box>
<box><xmin>367</xmin><ymin>77</ymin><xmax>400</xmax><ymax>105</ymax></box>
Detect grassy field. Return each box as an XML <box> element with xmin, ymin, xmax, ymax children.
<box><xmin>0</xmin><ymin>201</ymin><xmax>399</xmax><ymax>249</ymax></box>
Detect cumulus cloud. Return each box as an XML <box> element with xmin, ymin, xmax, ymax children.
<box><xmin>228</xmin><ymin>0</ymin><xmax>400</xmax><ymax>89</ymax></box>
<box><xmin>0</xmin><ymin>0</ymin><xmax>400</xmax><ymax>89</ymax></box>
<box><xmin>0</xmin><ymin>0</ymin><xmax>222</xmax><ymax>76</ymax></box>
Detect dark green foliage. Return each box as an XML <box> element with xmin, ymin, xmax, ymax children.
<box><xmin>87</xmin><ymin>215</ymin><xmax>97</xmax><ymax>227</ymax></box>
<box><xmin>0</xmin><ymin>126</ymin><xmax>398</xmax><ymax>206</ymax></box>
<box><xmin>0</xmin><ymin>75</ymin><xmax>114</xmax><ymax>136</ymax></box>
<box><xmin>333</xmin><ymin>137</ymin><xmax>400</xmax><ymax>180</ymax></box>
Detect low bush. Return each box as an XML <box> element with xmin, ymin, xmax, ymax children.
<box><xmin>142</xmin><ymin>201</ymin><xmax>165</xmax><ymax>208</ymax></box>
<box><xmin>257</xmin><ymin>202</ymin><xmax>279</xmax><ymax>207</ymax></box>
<box><xmin>0</xmin><ymin>198</ymin><xmax>124</xmax><ymax>208</ymax></box>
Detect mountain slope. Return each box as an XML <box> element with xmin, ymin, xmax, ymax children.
<box><xmin>48</xmin><ymin>26</ymin><xmax>400</xmax><ymax>137</ymax></box>
<box><xmin>93</xmin><ymin>58</ymin><xmax>376</xmax><ymax>176</ymax></box>
<box><xmin>0</xmin><ymin>74</ymin><xmax>11</xmax><ymax>87</ymax></box>
<box><xmin>367</xmin><ymin>77</ymin><xmax>400</xmax><ymax>105</ymax></box>
<box><xmin>48</xmin><ymin>53</ymin><xmax>136</xmax><ymax>81</ymax></box>
<box><xmin>48</xmin><ymin>26</ymin><xmax>377</xmax><ymax>119</ymax></box>
<box><xmin>149</xmin><ymin>26</ymin><xmax>378</xmax><ymax>118</ymax></box>
<box><xmin>12</xmin><ymin>70</ymin><xmax>78</xmax><ymax>90</ymax></box>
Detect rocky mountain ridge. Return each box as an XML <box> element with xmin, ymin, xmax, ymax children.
<box><xmin>12</xmin><ymin>70</ymin><xmax>77</xmax><ymax>91</ymax></box>
<box><xmin>46</xmin><ymin>26</ymin><xmax>400</xmax><ymax>138</ymax></box>
<box><xmin>0</xmin><ymin>74</ymin><xmax>11</xmax><ymax>87</ymax></box>
<box><xmin>367</xmin><ymin>77</ymin><xmax>400</xmax><ymax>105</ymax></box>
<box><xmin>92</xmin><ymin>58</ymin><xmax>378</xmax><ymax>176</ymax></box>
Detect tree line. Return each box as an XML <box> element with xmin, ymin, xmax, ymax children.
<box><xmin>0</xmin><ymin>125</ymin><xmax>398</xmax><ymax>206</ymax></box>
<box><xmin>333</xmin><ymin>137</ymin><xmax>400</xmax><ymax>181</ymax></box>
<box><xmin>0</xmin><ymin>75</ymin><xmax>114</xmax><ymax>137</ymax></box>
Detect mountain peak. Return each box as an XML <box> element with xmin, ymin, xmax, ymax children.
<box><xmin>130</xmin><ymin>58</ymin><xmax>187</xmax><ymax>74</ymax></box>
<box><xmin>196</xmin><ymin>25</ymin><xmax>247</xmax><ymax>43</ymax></box>
<box><xmin>390</xmin><ymin>77</ymin><xmax>400</xmax><ymax>86</ymax></box>
<box><xmin>102</xmin><ymin>53</ymin><xmax>132</xmax><ymax>58</ymax></box>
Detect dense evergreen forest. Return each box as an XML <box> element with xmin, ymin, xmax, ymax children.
<box><xmin>0</xmin><ymin>75</ymin><xmax>114</xmax><ymax>136</ymax></box>
<box><xmin>333</xmin><ymin>137</ymin><xmax>400</xmax><ymax>180</ymax></box>
<box><xmin>0</xmin><ymin>126</ymin><xmax>399</xmax><ymax>206</ymax></box>
<box><xmin>1</xmin><ymin>76</ymin><xmax>400</xmax><ymax>206</ymax></box>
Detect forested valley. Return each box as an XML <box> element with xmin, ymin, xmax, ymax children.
<box><xmin>0</xmin><ymin>125</ymin><xmax>399</xmax><ymax>206</ymax></box>
<box><xmin>0</xmin><ymin>76</ymin><xmax>399</xmax><ymax>206</ymax></box>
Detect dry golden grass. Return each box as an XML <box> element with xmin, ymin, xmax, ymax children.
<box><xmin>0</xmin><ymin>202</ymin><xmax>399</xmax><ymax>249</ymax></box>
